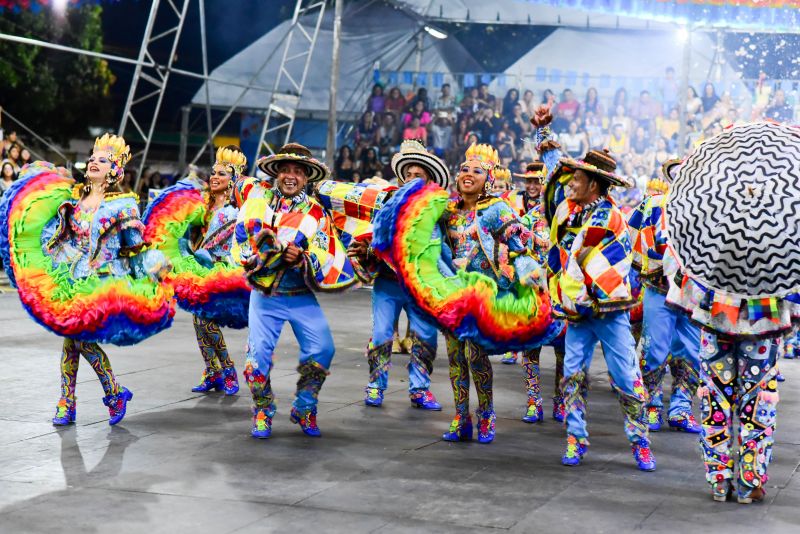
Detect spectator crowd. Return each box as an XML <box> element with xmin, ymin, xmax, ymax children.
<box><xmin>335</xmin><ymin>68</ymin><xmax>798</xmax><ymax>209</ymax></box>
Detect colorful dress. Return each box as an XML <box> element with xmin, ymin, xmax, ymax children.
<box><xmin>0</xmin><ymin>162</ymin><xmax>173</xmax><ymax>426</ymax></box>
<box><xmin>440</xmin><ymin>196</ymin><xmax>537</xmax><ymax>441</ymax></box>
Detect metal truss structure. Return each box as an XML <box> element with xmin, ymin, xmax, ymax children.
<box><xmin>253</xmin><ymin>0</ymin><xmax>327</xmax><ymax>157</ymax></box>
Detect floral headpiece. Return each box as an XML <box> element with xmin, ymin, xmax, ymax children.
<box><xmin>214</xmin><ymin>146</ymin><xmax>248</xmax><ymax>177</ymax></box>
<box><xmin>93</xmin><ymin>133</ymin><xmax>131</xmax><ymax>183</ymax></box>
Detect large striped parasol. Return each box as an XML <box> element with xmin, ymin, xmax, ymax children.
<box><xmin>666</xmin><ymin>122</ymin><xmax>800</xmax><ymax>298</ymax></box>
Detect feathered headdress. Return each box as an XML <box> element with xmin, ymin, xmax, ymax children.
<box><xmin>93</xmin><ymin>133</ymin><xmax>131</xmax><ymax>183</ymax></box>
<box><xmin>646</xmin><ymin>178</ymin><xmax>669</xmax><ymax>195</ymax></box>
<box><xmin>214</xmin><ymin>146</ymin><xmax>248</xmax><ymax>177</ymax></box>
<box><xmin>493</xmin><ymin>165</ymin><xmax>511</xmax><ymax>185</ymax></box>
<box><xmin>463</xmin><ymin>143</ymin><xmax>499</xmax><ymax>186</ymax></box>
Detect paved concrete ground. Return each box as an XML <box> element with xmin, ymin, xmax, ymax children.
<box><xmin>0</xmin><ymin>288</ymin><xmax>798</xmax><ymax>533</ymax></box>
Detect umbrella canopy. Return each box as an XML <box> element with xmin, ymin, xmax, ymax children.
<box><xmin>666</xmin><ymin>122</ymin><xmax>800</xmax><ymax>299</ymax></box>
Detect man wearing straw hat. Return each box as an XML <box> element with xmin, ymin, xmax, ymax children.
<box><xmin>532</xmin><ymin>106</ymin><xmax>655</xmax><ymax>472</ymax></box>
<box><xmin>233</xmin><ymin>143</ymin><xmax>357</xmax><ymax>439</ymax></box>
<box><xmin>348</xmin><ymin>139</ymin><xmax>450</xmax><ymax>410</ymax></box>
<box><xmin>628</xmin><ymin>159</ymin><xmax>701</xmax><ymax>436</ymax></box>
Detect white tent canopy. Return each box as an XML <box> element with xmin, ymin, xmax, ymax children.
<box><xmin>491</xmin><ymin>28</ymin><xmax>747</xmax><ymax>101</ymax></box>
<box><xmin>399</xmin><ymin>0</ymin><xmax>674</xmax><ymax>29</ymax></box>
<box><xmin>192</xmin><ymin>1</ymin><xmax>481</xmax><ymax>114</ymax></box>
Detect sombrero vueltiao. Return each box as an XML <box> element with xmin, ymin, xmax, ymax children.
<box><xmin>513</xmin><ymin>161</ymin><xmax>546</xmax><ymax>184</ymax></box>
<box><xmin>257</xmin><ymin>142</ymin><xmax>330</xmax><ymax>183</ymax></box>
<box><xmin>551</xmin><ymin>148</ymin><xmax>632</xmax><ymax>188</ymax></box>
<box><xmin>391</xmin><ymin>139</ymin><xmax>450</xmax><ymax>189</ymax></box>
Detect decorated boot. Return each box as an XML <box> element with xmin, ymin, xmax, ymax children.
<box><xmin>364</xmin><ymin>387</ymin><xmax>384</xmax><ymax>407</ymax></box>
<box><xmin>410</xmin><ymin>390</ymin><xmax>441</xmax><ymax>410</ymax></box>
<box><xmin>365</xmin><ymin>341</ymin><xmax>391</xmax><ymax>407</ymax></box>
<box><xmin>476</xmin><ymin>410</ymin><xmax>496</xmax><ymax>444</ymax></box>
<box><xmin>668</xmin><ymin>411</ymin><xmax>701</xmax><ymax>433</ymax></box>
<box><xmin>501</xmin><ymin>352</ymin><xmax>518</xmax><ymax>365</ymax></box>
<box><xmin>103</xmin><ymin>387</ymin><xmax>133</xmax><ymax>426</ymax></box>
<box><xmin>251</xmin><ymin>405</ymin><xmax>275</xmax><ymax>439</ymax></box>
<box><xmin>222</xmin><ymin>367</ymin><xmax>239</xmax><ymax>396</ymax></box>
<box><xmin>552</xmin><ymin>395</ymin><xmax>566</xmax><ymax>423</ymax></box>
<box><xmin>646</xmin><ymin>406</ymin><xmax>663</xmax><ymax>432</ymax></box>
<box><xmin>561</xmin><ymin>435</ymin><xmax>588</xmax><ymax>466</ymax></box>
<box><xmin>442</xmin><ymin>412</ymin><xmax>473</xmax><ymax>442</ymax></box>
<box><xmin>632</xmin><ymin>438</ymin><xmax>657</xmax><ymax>471</ymax></box>
<box><xmin>192</xmin><ymin>369</ymin><xmax>223</xmax><ymax>393</ymax></box>
<box><xmin>522</xmin><ymin>400</ymin><xmax>544</xmax><ymax>423</ymax></box>
<box><xmin>52</xmin><ymin>398</ymin><xmax>76</xmax><ymax>426</ymax></box>
<box><xmin>290</xmin><ymin>407</ymin><xmax>321</xmax><ymax>437</ymax></box>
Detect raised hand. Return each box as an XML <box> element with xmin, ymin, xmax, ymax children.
<box><xmin>530</xmin><ymin>105</ymin><xmax>553</xmax><ymax>128</ymax></box>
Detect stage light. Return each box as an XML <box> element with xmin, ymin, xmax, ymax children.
<box><xmin>53</xmin><ymin>0</ymin><xmax>69</xmax><ymax>17</ymax></box>
<box><xmin>423</xmin><ymin>25</ymin><xmax>448</xmax><ymax>40</ymax></box>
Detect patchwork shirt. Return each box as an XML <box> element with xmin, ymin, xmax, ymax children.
<box><xmin>233</xmin><ymin>185</ymin><xmax>356</xmax><ymax>296</ymax></box>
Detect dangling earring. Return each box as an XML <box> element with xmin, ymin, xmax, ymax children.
<box><xmin>83</xmin><ymin>181</ymin><xmax>92</xmax><ymax>195</ymax></box>
<box><xmin>484</xmin><ymin>180</ymin><xmax>492</xmax><ymax>194</ymax></box>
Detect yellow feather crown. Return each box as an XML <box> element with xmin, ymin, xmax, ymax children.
<box><xmin>464</xmin><ymin>143</ymin><xmax>499</xmax><ymax>169</ymax></box>
<box><xmin>493</xmin><ymin>165</ymin><xmax>511</xmax><ymax>184</ymax></box>
<box><xmin>646</xmin><ymin>178</ymin><xmax>669</xmax><ymax>194</ymax></box>
<box><xmin>215</xmin><ymin>146</ymin><xmax>248</xmax><ymax>176</ymax></box>
<box><xmin>93</xmin><ymin>133</ymin><xmax>131</xmax><ymax>168</ymax></box>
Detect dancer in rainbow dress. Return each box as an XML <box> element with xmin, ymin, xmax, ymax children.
<box><xmin>0</xmin><ymin>134</ymin><xmax>173</xmax><ymax>426</ymax></box>
<box><xmin>347</xmin><ymin>140</ymin><xmax>449</xmax><ymax>410</ymax></box>
<box><xmin>233</xmin><ymin>143</ymin><xmax>356</xmax><ymax>439</ymax></box>
<box><xmin>533</xmin><ymin>107</ymin><xmax>655</xmax><ymax>470</ymax></box>
<box><xmin>503</xmin><ymin>162</ymin><xmax>568</xmax><ymax>424</ymax></box>
<box><xmin>182</xmin><ymin>146</ymin><xmax>248</xmax><ymax>395</ymax></box>
<box><xmin>628</xmin><ymin>159</ymin><xmax>701</xmax><ymax>434</ymax></box>
<box><xmin>438</xmin><ymin>144</ymin><xmax>538</xmax><ymax>444</ymax></box>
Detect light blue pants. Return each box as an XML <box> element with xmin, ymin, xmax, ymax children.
<box><xmin>640</xmin><ymin>288</ymin><xmax>700</xmax><ymax>417</ymax></box>
<box><xmin>246</xmin><ymin>291</ymin><xmax>335</xmax><ymax>411</ymax></box>
<box><xmin>368</xmin><ymin>276</ymin><xmax>438</xmax><ymax>393</ymax></box>
<box><xmin>563</xmin><ymin>310</ymin><xmax>648</xmax><ymax>443</ymax></box>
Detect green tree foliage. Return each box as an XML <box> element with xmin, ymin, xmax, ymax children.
<box><xmin>0</xmin><ymin>5</ymin><xmax>115</xmax><ymax>143</ymax></box>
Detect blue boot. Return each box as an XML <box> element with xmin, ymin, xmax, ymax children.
<box><xmin>561</xmin><ymin>435</ymin><xmax>588</xmax><ymax>466</ymax></box>
<box><xmin>442</xmin><ymin>413</ymin><xmax>473</xmax><ymax>441</ymax></box>
<box><xmin>476</xmin><ymin>410</ymin><xmax>496</xmax><ymax>444</ymax></box>
<box><xmin>290</xmin><ymin>407</ymin><xmax>321</xmax><ymax>437</ymax></box>
<box><xmin>410</xmin><ymin>390</ymin><xmax>442</xmax><ymax>410</ymax></box>
<box><xmin>251</xmin><ymin>406</ymin><xmax>274</xmax><ymax>439</ymax></box>
<box><xmin>646</xmin><ymin>406</ymin><xmax>663</xmax><ymax>432</ymax></box>
<box><xmin>103</xmin><ymin>387</ymin><xmax>133</xmax><ymax>426</ymax></box>
<box><xmin>52</xmin><ymin>398</ymin><xmax>76</xmax><ymax>426</ymax></box>
<box><xmin>364</xmin><ymin>387</ymin><xmax>384</xmax><ymax>407</ymax></box>
<box><xmin>632</xmin><ymin>438</ymin><xmax>657</xmax><ymax>471</ymax></box>
<box><xmin>668</xmin><ymin>412</ymin><xmax>701</xmax><ymax>433</ymax></box>
<box><xmin>192</xmin><ymin>370</ymin><xmax>223</xmax><ymax>393</ymax></box>
<box><xmin>222</xmin><ymin>367</ymin><xmax>239</xmax><ymax>396</ymax></box>
<box><xmin>501</xmin><ymin>353</ymin><xmax>518</xmax><ymax>365</ymax></box>
<box><xmin>522</xmin><ymin>401</ymin><xmax>544</xmax><ymax>423</ymax></box>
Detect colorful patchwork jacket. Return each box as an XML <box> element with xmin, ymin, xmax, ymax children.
<box><xmin>536</xmin><ymin>127</ymin><xmax>635</xmax><ymax>320</ymax></box>
<box><xmin>627</xmin><ymin>193</ymin><xmax>670</xmax><ymax>294</ymax></box>
<box><xmin>315</xmin><ymin>179</ymin><xmax>396</xmax><ymax>283</ymax></box>
<box><xmin>441</xmin><ymin>196</ymin><xmax>539</xmax><ymax>293</ymax></box>
<box><xmin>232</xmin><ymin>184</ymin><xmax>356</xmax><ymax>296</ymax></box>
<box><xmin>42</xmin><ymin>188</ymin><xmax>166</xmax><ymax>280</ymax></box>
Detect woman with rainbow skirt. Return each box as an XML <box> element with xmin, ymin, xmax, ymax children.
<box><xmin>0</xmin><ymin>134</ymin><xmax>173</xmax><ymax>426</ymax></box>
